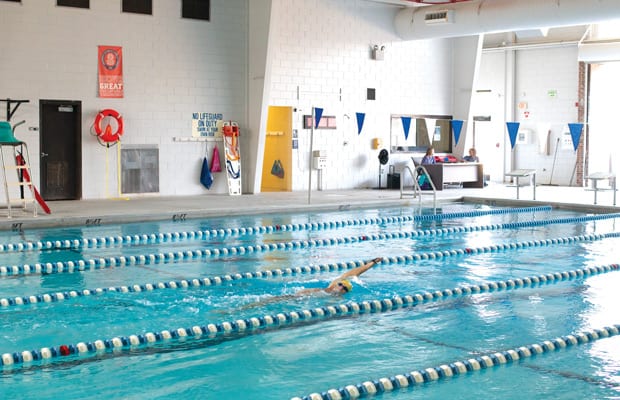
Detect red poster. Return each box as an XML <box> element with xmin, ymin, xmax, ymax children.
<box><xmin>98</xmin><ymin>45</ymin><xmax>123</xmax><ymax>98</ymax></box>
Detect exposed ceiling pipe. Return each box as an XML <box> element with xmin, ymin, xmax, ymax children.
<box><xmin>395</xmin><ymin>0</ymin><xmax>620</xmax><ymax>40</ymax></box>
<box><xmin>403</xmin><ymin>0</ymin><xmax>470</xmax><ymax>3</ymax></box>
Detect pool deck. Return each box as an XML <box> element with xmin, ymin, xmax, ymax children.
<box><xmin>0</xmin><ymin>182</ymin><xmax>617</xmax><ymax>230</ymax></box>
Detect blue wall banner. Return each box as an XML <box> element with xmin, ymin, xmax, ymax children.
<box><xmin>452</xmin><ymin>120</ymin><xmax>463</xmax><ymax>144</ymax></box>
<box><xmin>401</xmin><ymin>116</ymin><xmax>412</xmax><ymax>140</ymax></box>
<box><xmin>506</xmin><ymin>122</ymin><xmax>520</xmax><ymax>149</ymax></box>
<box><xmin>356</xmin><ymin>112</ymin><xmax>365</xmax><ymax>135</ymax></box>
<box><xmin>314</xmin><ymin>108</ymin><xmax>324</xmax><ymax>129</ymax></box>
<box><xmin>567</xmin><ymin>123</ymin><xmax>584</xmax><ymax>151</ymax></box>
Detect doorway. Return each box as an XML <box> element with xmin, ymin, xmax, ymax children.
<box><xmin>261</xmin><ymin>106</ymin><xmax>292</xmax><ymax>192</ymax></box>
<box><xmin>39</xmin><ymin>100</ymin><xmax>82</xmax><ymax>200</ymax></box>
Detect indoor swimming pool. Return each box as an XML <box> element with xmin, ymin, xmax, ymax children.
<box><xmin>0</xmin><ymin>203</ymin><xmax>619</xmax><ymax>399</ymax></box>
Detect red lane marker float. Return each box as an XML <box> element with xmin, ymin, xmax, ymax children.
<box><xmin>59</xmin><ymin>345</ymin><xmax>70</xmax><ymax>356</ymax></box>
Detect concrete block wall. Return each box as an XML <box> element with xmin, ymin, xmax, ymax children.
<box><xmin>477</xmin><ymin>46</ymin><xmax>580</xmax><ymax>186</ymax></box>
<box><xmin>0</xmin><ymin>0</ymin><xmax>247</xmax><ymax>199</ymax></box>
<box><xmin>513</xmin><ymin>47</ymin><xmax>580</xmax><ymax>186</ymax></box>
<box><xmin>267</xmin><ymin>0</ymin><xmax>453</xmax><ymax>191</ymax></box>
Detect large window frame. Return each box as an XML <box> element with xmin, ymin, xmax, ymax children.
<box><xmin>390</xmin><ymin>114</ymin><xmax>453</xmax><ymax>154</ymax></box>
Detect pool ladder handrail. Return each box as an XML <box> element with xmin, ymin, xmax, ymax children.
<box><xmin>400</xmin><ymin>165</ymin><xmax>436</xmax><ymax>209</ymax></box>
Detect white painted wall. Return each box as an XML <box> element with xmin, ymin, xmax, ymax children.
<box><xmin>0</xmin><ymin>0</ymin><xmax>247</xmax><ymax>199</ymax></box>
<box><xmin>475</xmin><ymin>46</ymin><xmax>580</xmax><ymax>185</ymax></box>
<box><xmin>7</xmin><ymin>0</ymin><xmax>584</xmax><ymax>199</ymax></box>
<box><xmin>265</xmin><ymin>0</ymin><xmax>454</xmax><ymax>191</ymax></box>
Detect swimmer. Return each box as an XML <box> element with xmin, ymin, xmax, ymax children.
<box><xmin>295</xmin><ymin>257</ymin><xmax>383</xmax><ymax>296</ymax></box>
<box><xmin>240</xmin><ymin>257</ymin><xmax>383</xmax><ymax>309</ymax></box>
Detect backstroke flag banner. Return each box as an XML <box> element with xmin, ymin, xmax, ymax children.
<box><xmin>356</xmin><ymin>112</ymin><xmax>365</xmax><ymax>135</ymax></box>
<box><xmin>98</xmin><ymin>45</ymin><xmax>124</xmax><ymax>98</ymax></box>
<box><xmin>451</xmin><ymin>120</ymin><xmax>464</xmax><ymax>145</ymax></box>
<box><xmin>567</xmin><ymin>123</ymin><xmax>584</xmax><ymax>152</ymax></box>
<box><xmin>506</xmin><ymin>122</ymin><xmax>520</xmax><ymax>149</ymax></box>
<box><xmin>314</xmin><ymin>107</ymin><xmax>324</xmax><ymax>129</ymax></box>
<box><xmin>401</xmin><ymin>116</ymin><xmax>412</xmax><ymax>140</ymax></box>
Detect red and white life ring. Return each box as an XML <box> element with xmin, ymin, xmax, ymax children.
<box><xmin>94</xmin><ymin>109</ymin><xmax>124</xmax><ymax>143</ymax></box>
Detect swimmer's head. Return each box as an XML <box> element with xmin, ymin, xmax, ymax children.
<box><xmin>337</xmin><ymin>280</ymin><xmax>352</xmax><ymax>294</ymax></box>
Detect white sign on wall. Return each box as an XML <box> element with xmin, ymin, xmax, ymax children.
<box><xmin>192</xmin><ymin>113</ymin><xmax>223</xmax><ymax>137</ymax></box>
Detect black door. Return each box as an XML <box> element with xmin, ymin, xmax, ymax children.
<box><xmin>39</xmin><ymin>100</ymin><xmax>82</xmax><ymax>200</ymax></box>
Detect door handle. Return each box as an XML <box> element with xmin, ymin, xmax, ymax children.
<box><xmin>41</xmin><ymin>152</ymin><xmax>49</xmax><ymax>158</ymax></box>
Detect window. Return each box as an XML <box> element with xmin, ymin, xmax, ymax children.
<box><xmin>182</xmin><ymin>0</ymin><xmax>210</xmax><ymax>21</ymax></box>
<box><xmin>57</xmin><ymin>0</ymin><xmax>89</xmax><ymax>8</ymax></box>
<box><xmin>390</xmin><ymin>114</ymin><xmax>453</xmax><ymax>154</ymax></box>
<box><xmin>122</xmin><ymin>0</ymin><xmax>152</xmax><ymax>15</ymax></box>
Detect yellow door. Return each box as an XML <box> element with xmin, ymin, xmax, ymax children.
<box><xmin>261</xmin><ymin>106</ymin><xmax>292</xmax><ymax>191</ymax></box>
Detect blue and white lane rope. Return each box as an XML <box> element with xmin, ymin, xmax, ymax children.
<box><xmin>3</xmin><ymin>231</ymin><xmax>620</xmax><ymax>307</ymax></box>
<box><xmin>291</xmin><ymin>324</ymin><xmax>620</xmax><ymax>400</ymax></box>
<box><xmin>0</xmin><ymin>206</ymin><xmax>554</xmax><ymax>253</ymax></box>
<box><xmin>2</xmin><ymin>211</ymin><xmax>620</xmax><ymax>278</ymax></box>
<box><xmin>1</xmin><ymin>264</ymin><xmax>617</xmax><ymax>368</ymax></box>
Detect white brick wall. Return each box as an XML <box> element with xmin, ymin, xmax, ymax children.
<box><xmin>475</xmin><ymin>46</ymin><xmax>580</xmax><ymax>185</ymax></box>
<box><xmin>0</xmin><ymin>0</ymin><xmax>247</xmax><ymax>199</ymax></box>
<box><xmin>267</xmin><ymin>0</ymin><xmax>453</xmax><ymax>190</ymax></box>
<box><xmin>0</xmin><ymin>0</ymin><xmax>458</xmax><ymax>199</ymax></box>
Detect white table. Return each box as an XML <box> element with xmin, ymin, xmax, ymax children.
<box><xmin>586</xmin><ymin>172</ymin><xmax>616</xmax><ymax>205</ymax></box>
<box><xmin>505</xmin><ymin>169</ymin><xmax>536</xmax><ymax>200</ymax></box>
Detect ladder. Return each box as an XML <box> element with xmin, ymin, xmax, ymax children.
<box><xmin>400</xmin><ymin>165</ymin><xmax>436</xmax><ymax>209</ymax></box>
<box><xmin>0</xmin><ymin>122</ymin><xmax>37</xmax><ymax>217</ymax></box>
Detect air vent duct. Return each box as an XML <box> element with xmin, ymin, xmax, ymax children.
<box><xmin>425</xmin><ymin>10</ymin><xmax>454</xmax><ymax>25</ymax></box>
<box><xmin>395</xmin><ymin>0</ymin><xmax>620</xmax><ymax>41</ymax></box>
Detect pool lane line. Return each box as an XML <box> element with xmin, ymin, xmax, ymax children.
<box><xmin>1</xmin><ymin>263</ymin><xmax>617</xmax><ymax>369</ymax></box>
<box><xmin>0</xmin><ymin>206</ymin><xmax>554</xmax><ymax>253</ymax></box>
<box><xmin>3</xmin><ymin>230</ymin><xmax>620</xmax><ymax>307</ymax></box>
<box><xmin>1</xmin><ymin>210</ymin><xmax>619</xmax><ymax>278</ymax></box>
<box><xmin>291</xmin><ymin>324</ymin><xmax>620</xmax><ymax>400</ymax></box>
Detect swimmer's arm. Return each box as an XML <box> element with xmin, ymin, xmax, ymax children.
<box><xmin>338</xmin><ymin>257</ymin><xmax>383</xmax><ymax>280</ymax></box>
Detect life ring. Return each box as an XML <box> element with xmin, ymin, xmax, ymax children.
<box><xmin>94</xmin><ymin>109</ymin><xmax>123</xmax><ymax>143</ymax></box>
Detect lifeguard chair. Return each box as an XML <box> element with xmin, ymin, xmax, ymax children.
<box><xmin>0</xmin><ymin>121</ymin><xmax>37</xmax><ymax>217</ymax></box>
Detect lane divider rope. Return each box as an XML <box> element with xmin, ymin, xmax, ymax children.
<box><xmin>291</xmin><ymin>324</ymin><xmax>620</xmax><ymax>400</ymax></box>
<box><xmin>0</xmin><ymin>206</ymin><xmax>554</xmax><ymax>253</ymax></box>
<box><xmin>2</xmin><ymin>231</ymin><xmax>620</xmax><ymax>306</ymax></box>
<box><xmin>1</xmin><ymin>263</ymin><xmax>617</xmax><ymax>368</ymax></box>
<box><xmin>0</xmin><ymin>210</ymin><xmax>618</xmax><ymax>278</ymax></box>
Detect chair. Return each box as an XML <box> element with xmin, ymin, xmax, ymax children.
<box><xmin>0</xmin><ymin>121</ymin><xmax>37</xmax><ymax>217</ymax></box>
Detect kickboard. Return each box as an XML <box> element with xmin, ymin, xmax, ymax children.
<box><xmin>222</xmin><ymin>121</ymin><xmax>241</xmax><ymax>196</ymax></box>
<box><xmin>16</xmin><ymin>154</ymin><xmax>51</xmax><ymax>214</ymax></box>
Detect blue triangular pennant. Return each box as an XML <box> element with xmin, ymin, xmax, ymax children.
<box><xmin>314</xmin><ymin>107</ymin><xmax>323</xmax><ymax>129</ymax></box>
<box><xmin>567</xmin><ymin>123</ymin><xmax>583</xmax><ymax>152</ymax></box>
<box><xmin>506</xmin><ymin>122</ymin><xmax>520</xmax><ymax>149</ymax></box>
<box><xmin>451</xmin><ymin>120</ymin><xmax>463</xmax><ymax>145</ymax></box>
<box><xmin>401</xmin><ymin>116</ymin><xmax>412</xmax><ymax>140</ymax></box>
<box><xmin>356</xmin><ymin>112</ymin><xmax>365</xmax><ymax>135</ymax></box>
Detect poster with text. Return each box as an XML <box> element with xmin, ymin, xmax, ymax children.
<box><xmin>98</xmin><ymin>45</ymin><xmax>124</xmax><ymax>98</ymax></box>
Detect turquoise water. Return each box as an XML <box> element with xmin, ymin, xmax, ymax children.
<box><xmin>0</xmin><ymin>204</ymin><xmax>619</xmax><ymax>399</ymax></box>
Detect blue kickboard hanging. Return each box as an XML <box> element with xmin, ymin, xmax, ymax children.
<box><xmin>200</xmin><ymin>156</ymin><xmax>213</xmax><ymax>189</ymax></box>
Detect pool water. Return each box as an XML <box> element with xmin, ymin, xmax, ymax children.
<box><xmin>0</xmin><ymin>203</ymin><xmax>619</xmax><ymax>399</ymax></box>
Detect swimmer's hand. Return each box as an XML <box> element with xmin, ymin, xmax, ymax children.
<box><xmin>371</xmin><ymin>257</ymin><xmax>383</xmax><ymax>264</ymax></box>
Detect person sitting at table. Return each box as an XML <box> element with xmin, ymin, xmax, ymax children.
<box><xmin>463</xmin><ymin>147</ymin><xmax>479</xmax><ymax>162</ymax></box>
<box><xmin>421</xmin><ymin>147</ymin><xmax>436</xmax><ymax>164</ymax></box>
